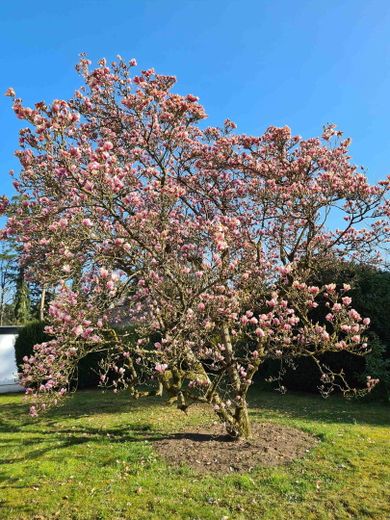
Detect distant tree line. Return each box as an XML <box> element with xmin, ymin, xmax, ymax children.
<box><xmin>0</xmin><ymin>240</ymin><xmax>47</xmax><ymax>326</ymax></box>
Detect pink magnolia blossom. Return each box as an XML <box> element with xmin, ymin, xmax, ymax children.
<box><xmin>4</xmin><ymin>87</ymin><xmax>16</xmax><ymax>97</ymax></box>
<box><xmin>155</xmin><ymin>363</ymin><xmax>168</xmax><ymax>374</ymax></box>
<box><xmin>73</xmin><ymin>325</ymin><xmax>84</xmax><ymax>337</ymax></box>
<box><xmin>82</xmin><ymin>218</ymin><xmax>93</xmax><ymax>227</ymax></box>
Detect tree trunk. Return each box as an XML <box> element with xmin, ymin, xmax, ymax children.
<box><xmin>39</xmin><ymin>286</ymin><xmax>46</xmax><ymax>321</ymax></box>
<box><xmin>235</xmin><ymin>402</ymin><xmax>252</xmax><ymax>439</ymax></box>
<box><xmin>213</xmin><ymin>399</ymin><xmax>252</xmax><ymax>440</ymax></box>
<box><xmin>224</xmin><ymin>402</ymin><xmax>252</xmax><ymax>440</ymax></box>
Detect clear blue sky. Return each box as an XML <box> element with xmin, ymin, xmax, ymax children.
<box><xmin>1</xmin><ymin>0</ymin><xmax>390</xmax><ymax>200</ymax></box>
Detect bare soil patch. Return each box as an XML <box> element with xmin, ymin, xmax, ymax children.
<box><xmin>154</xmin><ymin>422</ymin><xmax>318</xmax><ymax>474</ymax></box>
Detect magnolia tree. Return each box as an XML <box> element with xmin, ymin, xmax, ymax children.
<box><xmin>2</xmin><ymin>57</ymin><xmax>389</xmax><ymax>438</ymax></box>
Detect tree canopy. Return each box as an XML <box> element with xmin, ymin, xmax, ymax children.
<box><xmin>2</xmin><ymin>57</ymin><xmax>389</xmax><ymax>437</ymax></box>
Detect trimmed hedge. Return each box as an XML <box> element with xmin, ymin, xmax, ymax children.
<box><xmin>14</xmin><ymin>321</ymin><xmax>104</xmax><ymax>389</ymax></box>
<box><xmin>260</xmin><ymin>265</ymin><xmax>390</xmax><ymax>400</ymax></box>
<box><xmin>14</xmin><ymin>320</ymin><xmax>50</xmax><ymax>368</ymax></box>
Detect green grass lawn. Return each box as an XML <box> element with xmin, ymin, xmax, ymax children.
<box><xmin>0</xmin><ymin>388</ymin><xmax>389</xmax><ymax>520</ymax></box>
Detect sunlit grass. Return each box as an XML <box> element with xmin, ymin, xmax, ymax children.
<box><xmin>0</xmin><ymin>388</ymin><xmax>389</xmax><ymax>519</ymax></box>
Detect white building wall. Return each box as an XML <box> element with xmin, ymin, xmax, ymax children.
<box><xmin>0</xmin><ymin>329</ymin><xmax>23</xmax><ymax>393</ymax></box>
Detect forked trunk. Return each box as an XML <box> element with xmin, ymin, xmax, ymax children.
<box><xmin>217</xmin><ymin>401</ymin><xmax>252</xmax><ymax>440</ymax></box>
<box><xmin>235</xmin><ymin>403</ymin><xmax>252</xmax><ymax>439</ymax></box>
<box><xmin>228</xmin><ymin>402</ymin><xmax>252</xmax><ymax>439</ymax></box>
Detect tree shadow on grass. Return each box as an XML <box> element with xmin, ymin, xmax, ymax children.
<box><xmin>1</xmin><ymin>387</ymin><xmax>388</xmax><ymax>441</ymax></box>
<box><xmin>248</xmin><ymin>389</ymin><xmax>390</xmax><ymax>427</ymax></box>
<box><xmin>0</xmin><ymin>390</ymin><xmax>163</xmax><ymax>432</ymax></box>
<box><xmin>0</xmin><ymin>420</ymin><xmax>233</xmax><ymax>486</ymax></box>
<box><xmin>47</xmin><ymin>389</ymin><xmax>159</xmax><ymax>419</ymax></box>
<box><xmin>49</xmin><ymin>388</ymin><xmax>390</xmax><ymax>429</ymax></box>
<box><xmin>0</xmin><ymin>422</ymin><xmax>156</xmax><ymax>489</ymax></box>
<box><xmin>0</xmin><ymin>424</ymin><xmax>236</xmax><ymax>519</ymax></box>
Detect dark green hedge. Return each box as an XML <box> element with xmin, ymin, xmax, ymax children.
<box><xmin>14</xmin><ymin>321</ymin><xmax>50</xmax><ymax>368</ymax></box>
<box><xmin>14</xmin><ymin>321</ymin><xmax>104</xmax><ymax>389</ymax></box>
<box><xmin>260</xmin><ymin>265</ymin><xmax>390</xmax><ymax>400</ymax></box>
